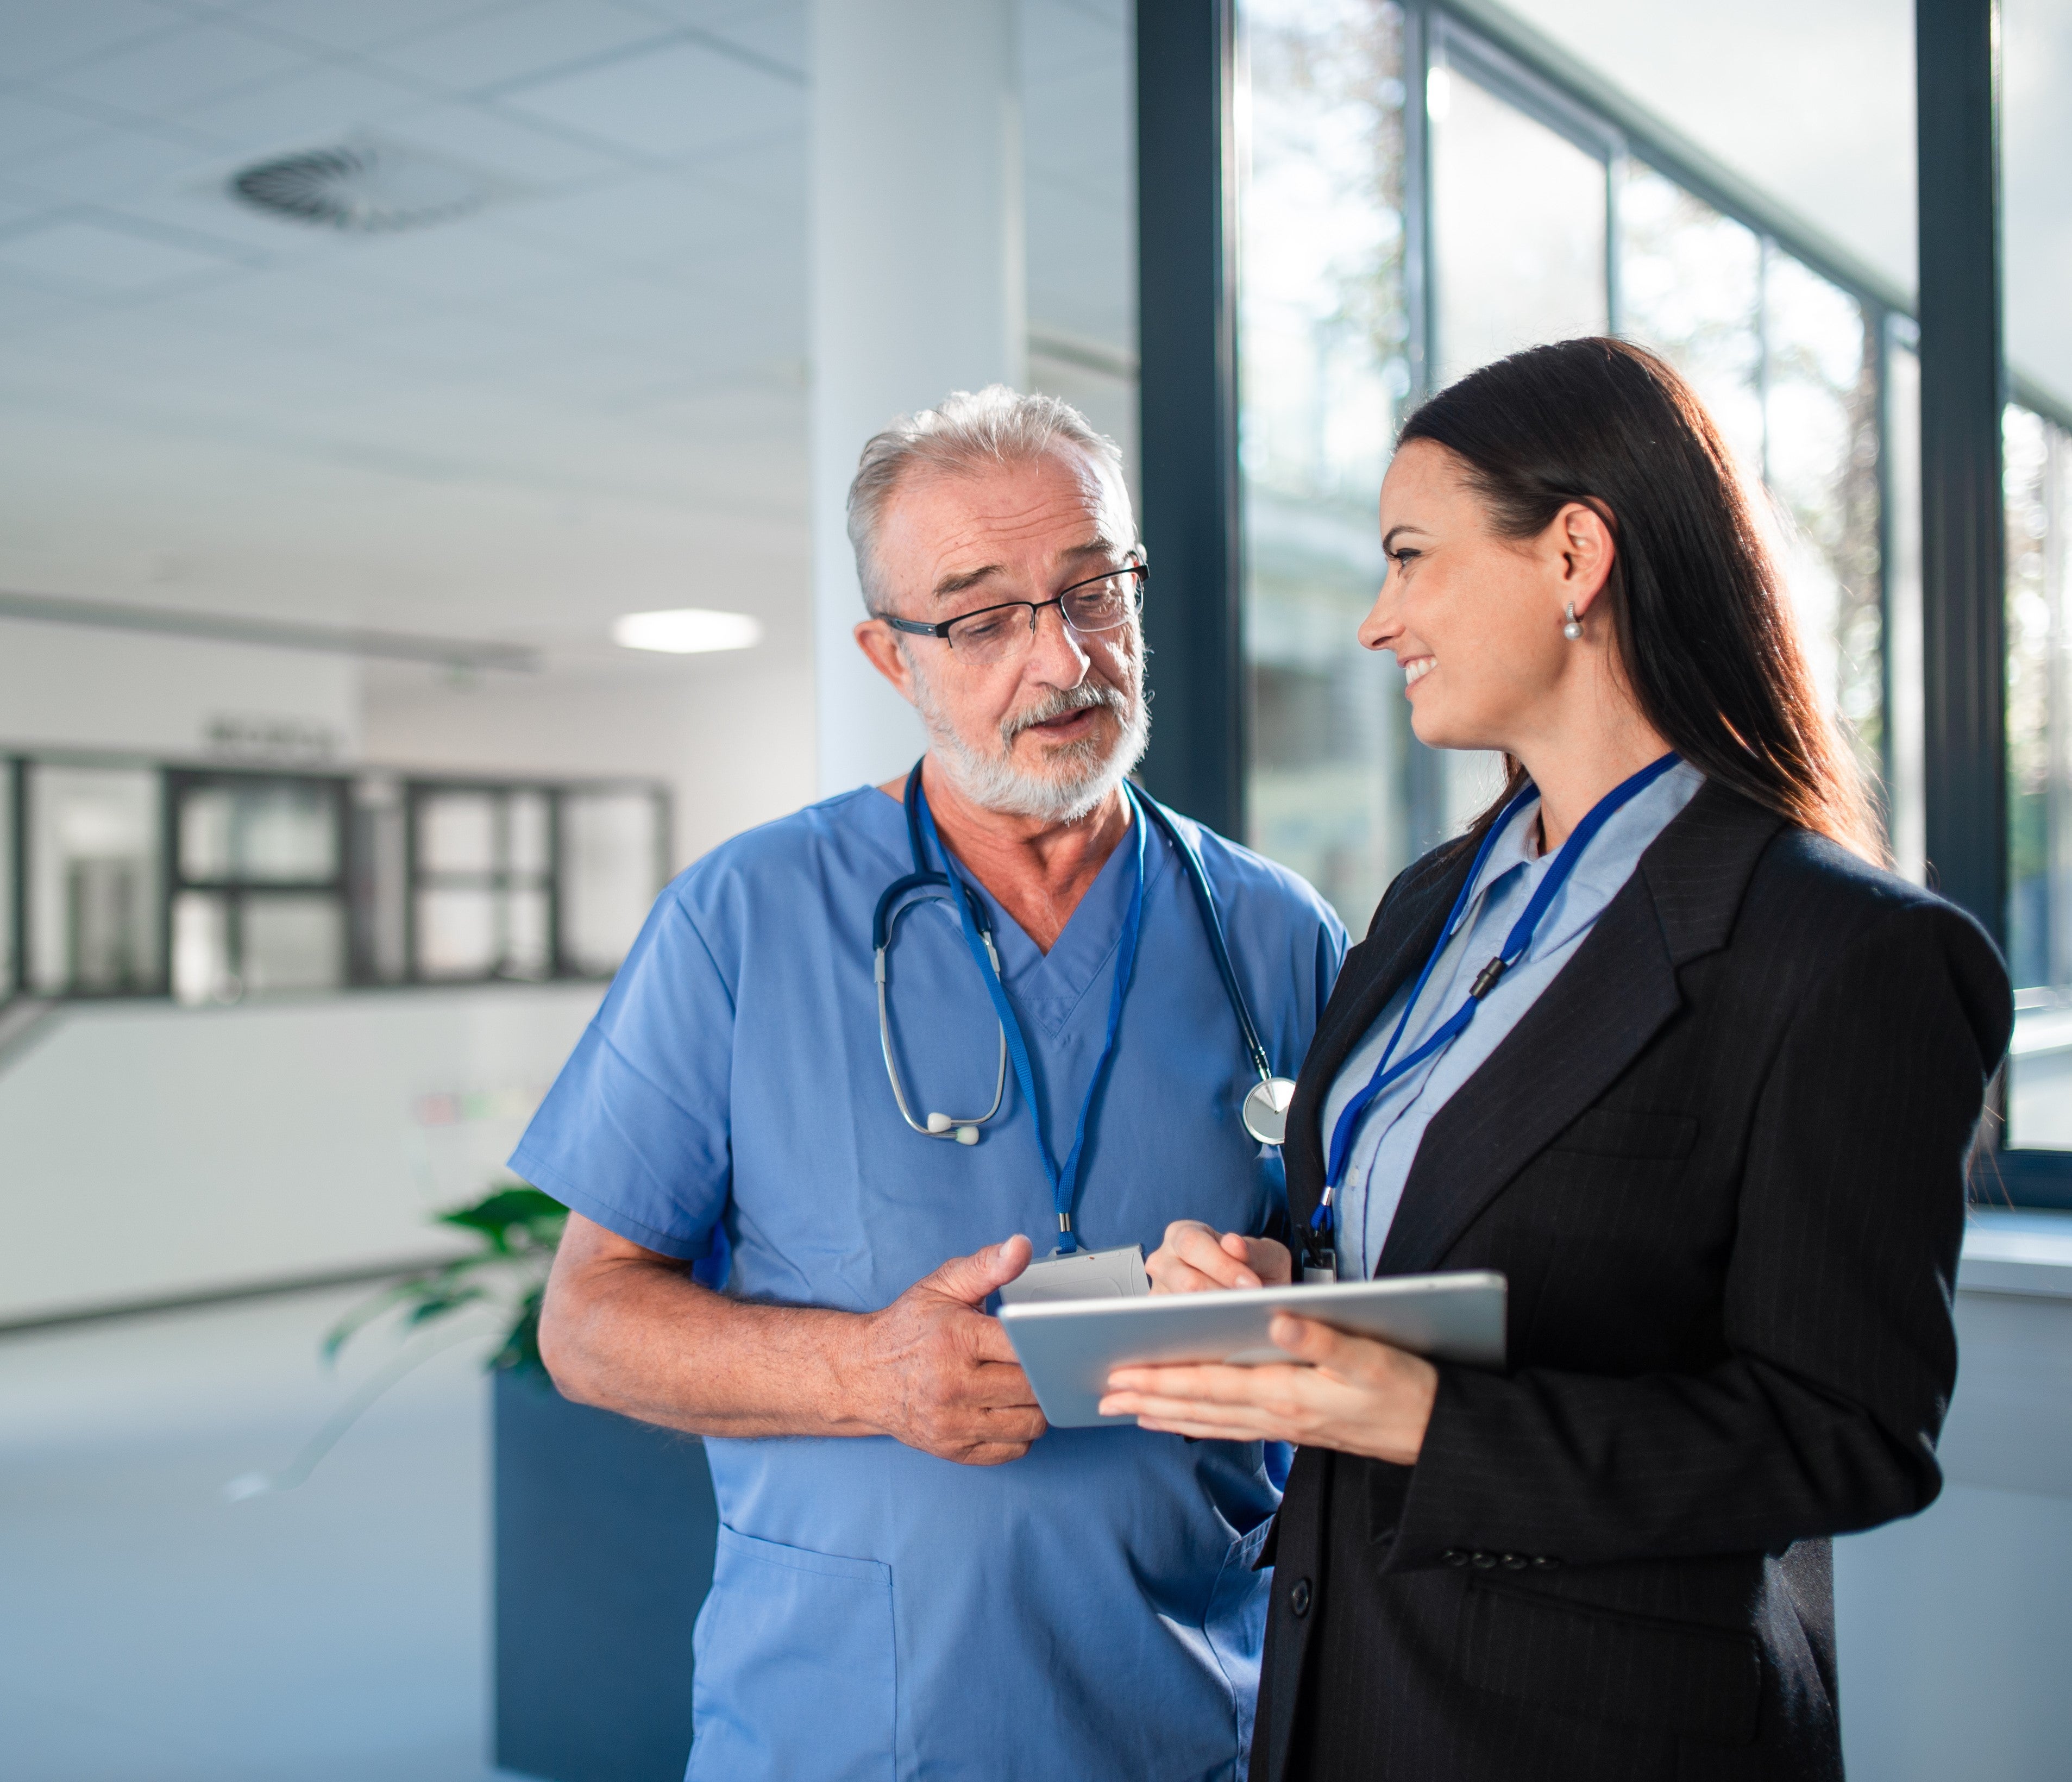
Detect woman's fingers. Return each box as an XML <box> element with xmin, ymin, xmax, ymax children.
<box><xmin>1146</xmin><ymin>1220</ymin><xmax>1263</xmax><ymax>1292</ymax></box>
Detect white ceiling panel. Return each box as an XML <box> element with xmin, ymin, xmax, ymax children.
<box><xmin>332</xmin><ymin>219</ymin><xmax>598</xmax><ymax>303</ymax></box>
<box><xmin>175</xmin><ymin>61</ymin><xmax>429</xmax><ymax>147</ymax></box>
<box><xmin>497</xmin><ymin>169</ymin><xmax>772</xmax><ymax>268</ymax></box>
<box><xmin>376</xmin><ymin>98</ymin><xmax>636</xmax><ymax>185</ymax></box>
<box><xmin>0</xmin><ymin>91</ymin><xmax>112</xmax><ymax>164</ymax></box>
<box><xmin>0</xmin><ymin>0</ymin><xmax>184</xmax><ymax>83</ymax></box>
<box><xmin>6</xmin><ymin>122</ymin><xmax>229</xmax><ymax>206</ymax></box>
<box><xmin>46</xmin><ymin>18</ymin><xmax>312</xmax><ymax>119</ymax></box>
<box><xmin>244</xmin><ymin>0</ymin><xmax>523</xmax><ymax>57</ymax></box>
<box><xmin>372</xmin><ymin>0</ymin><xmax>671</xmax><ymax>96</ymax></box>
<box><xmin>0</xmin><ymin>214</ymin><xmax>248</xmax><ymax>293</ymax></box>
<box><xmin>680</xmin><ymin>0</ymin><xmax>808</xmax><ymax>81</ymax></box>
<box><xmin>496</xmin><ymin>37</ymin><xmax>803</xmax><ymax>163</ymax></box>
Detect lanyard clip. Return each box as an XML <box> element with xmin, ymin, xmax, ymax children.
<box><xmin>1468</xmin><ymin>956</ymin><xmax>1507</xmax><ymax>999</ymax></box>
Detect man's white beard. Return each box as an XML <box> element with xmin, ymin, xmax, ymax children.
<box><xmin>910</xmin><ymin>659</ymin><xmax>1151</xmax><ymax>824</ymax></box>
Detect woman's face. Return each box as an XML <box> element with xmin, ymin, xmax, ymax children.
<box><xmin>1358</xmin><ymin>438</ymin><xmax>1609</xmax><ymax>755</ymax></box>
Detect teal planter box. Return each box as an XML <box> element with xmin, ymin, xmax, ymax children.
<box><xmin>493</xmin><ymin>1369</ymin><xmax>719</xmax><ymax>1781</ymax></box>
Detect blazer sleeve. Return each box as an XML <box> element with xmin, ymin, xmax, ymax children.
<box><xmin>1380</xmin><ymin>900</ymin><xmax>2013</xmax><ymax>1573</ymax></box>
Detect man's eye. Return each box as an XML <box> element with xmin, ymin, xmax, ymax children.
<box><xmin>955</xmin><ymin>614</ymin><xmax>1012</xmax><ymax>643</ymax></box>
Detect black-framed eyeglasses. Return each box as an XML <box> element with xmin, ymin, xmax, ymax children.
<box><xmin>876</xmin><ymin>563</ymin><xmax>1147</xmax><ymax>667</ymax></box>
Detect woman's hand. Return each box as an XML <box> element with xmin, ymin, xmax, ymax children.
<box><xmin>1146</xmin><ymin>1220</ymin><xmax>1292</xmax><ymax>1293</ymax></box>
<box><xmin>1100</xmin><ymin>1313</ymin><xmax>1438</xmax><ymax>1465</ymax></box>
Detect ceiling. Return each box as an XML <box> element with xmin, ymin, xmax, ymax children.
<box><xmin>0</xmin><ymin>0</ymin><xmax>1135</xmax><ymax>680</ymax></box>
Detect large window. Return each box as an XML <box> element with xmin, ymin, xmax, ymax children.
<box><xmin>1239</xmin><ymin>0</ymin><xmax>1897</xmax><ymax>927</ymax></box>
<box><xmin>0</xmin><ymin>752</ymin><xmax>667</xmax><ymax>1007</ymax></box>
<box><xmin>1236</xmin><ymin>0</ymin><xmax>2072</xmax><ymax>1187</ymax></box>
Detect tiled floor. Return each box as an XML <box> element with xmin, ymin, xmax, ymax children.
<box><xmin>0</xmin><ymin>1286</ymin><xmax>524</xmax><ymax>1782</ymax></box>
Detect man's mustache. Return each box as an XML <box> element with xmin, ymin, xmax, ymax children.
<box><xmin>1001</xmin><ymin>681</ymin><xmax>1132</xmax><ymax>746</ymax></box>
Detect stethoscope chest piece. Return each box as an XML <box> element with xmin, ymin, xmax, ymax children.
<box><xmin>1242</xmin><ymin>1076</ymin><xmax>1298</xmax><ymax>1146</ymax></box>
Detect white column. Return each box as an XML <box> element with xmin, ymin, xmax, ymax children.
<box><xmin>809</xmin><ymin>0</ymin><xmax>1026</xmax><ymax>795</ymax></box>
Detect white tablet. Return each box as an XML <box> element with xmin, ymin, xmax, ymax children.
<box><xmin>997</xmin><ymin>1271</ymin><xmax>1507</xmax><ymax>1429</ymax></box>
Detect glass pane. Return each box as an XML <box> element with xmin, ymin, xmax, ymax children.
<box><xmin>179</xmin><ymin>781</ymin><xmax>338</xmax><ymax>884</ymax></box>
<box><xmin>29</xmin><ymin>767</ymin><xmax>161</xmax><ymax>994</ymax></box>
<box><xmin>1240</xmin><ymin>0</ymin><xmax>1413</xmax><ymax>929</ymax></box>
<box><xmin>2004</xmin><ymin>0</ymin><xmax>2072</xmax><ymax>1151</ymax></box>
<box><xmin>0</xmin><ymin>767</ymin><xmax>13</xmax><ymax>997</ymax></box>
<box><xmin>506</xmin><ymin>888</ymin><xmax>552</xmax><ymax>980</ymax></box>
<box><xmin>417</xmin><ymin>792</ymin><xmax>498</xmax><ymax>876</ymax></box>
<box><xmin>1617</xmin><ymin>161</ymin><xmax>1765</xmax><ymax>480</ymax></box>
<box><xmin>1763</xmin><ymin>251</ymin><xmax>1883</xmax><ymax>781</ymax></box>
<box><xmin>561</xmin><ymin>792</ymin><xmax>662</xmax><ymax>976</ymax></box>
<box><xmin>2003</xmin><ymin>0</ymin><xmax>2072</xmax><ymax>415</ymax></box>
<box><xmin>172</xmin><ymin>892</ymin><xmax>231</xmax><ymax>1007</ymax></box>
<box><xmin>509</xmin><ymin>792</ymin><xmax>551</xmax><ymax>878</ymax></box>
<box><xmin>2006</xmin><ymin>406</ymin><xmax>2072</xmax><ymax>1152</ymax></box>
<box><xmin>350</xmin><ymin>780</ymin><xmax>408</xmax><ymax>985</ymax></box>
<box><xmin>240</xmin><ymin>896</ymin><xmax>346</xmax><ymax>995</ymax></box>
<box><xmin>1430</xmin><ymin>64</ymin><xmax>1608</xmax><ymax>388</ymax></box>
<box><xmin>416</xmin><ymin>887</ymin><xmax>499</xmax><ymax>980</ymax></box>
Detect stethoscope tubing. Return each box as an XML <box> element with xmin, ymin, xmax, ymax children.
<box><xmin>874</xmin><ymin>761</ymin><xmax>1290</xmax><ymax>1152</ymax></box>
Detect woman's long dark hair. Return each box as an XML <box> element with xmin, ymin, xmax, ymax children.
<box><xmin>1398</xmin><ymin>337</ymin><xmax>1882</xmax><ymax>861</ymax></box>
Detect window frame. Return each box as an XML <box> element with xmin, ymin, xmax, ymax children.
<box><xmin>0</xmin><ymin>747</ymin><xmax>670</xmax><ymax>1007</ymax></box>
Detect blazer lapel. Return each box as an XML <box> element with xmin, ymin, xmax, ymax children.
<box><xmin>1375</xmin><ymin>782</ymin><xmax>1785</xmax><ymax>1277</ymax></box>
<box><xmin>1284</xmin><ymin>845</ymin><xmax>1474</xmax><ymax>1235</ymax></box>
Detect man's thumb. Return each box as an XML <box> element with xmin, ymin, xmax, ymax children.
<box><xmin>927</xmin><ymin>1234</ymin><xmax>1034</xmax><ymax>1304</ymax></box>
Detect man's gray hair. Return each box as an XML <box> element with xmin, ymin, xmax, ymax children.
<box><xmin>846</xmin><ymin>385</ymin><xmax>1136</xmax><ymax>613</ymax></box>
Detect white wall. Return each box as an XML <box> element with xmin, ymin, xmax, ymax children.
<box><xmin>1836</xmin><ymin>1238</ymin><xmax>2072</xmax><ymax>1776</ymax></box>
<box><xmin>361</xmin><ymin>654</ymin><xmax>818</xmax><ymax>873</ymax></box>
<box><xmin>0</xmin><ymin>984</ymin><xmax>604</xmax><ymax>1323</ymax></box>
<box><xmin>0</xmin><ymin>618</ymin><xmax>361</xmax><ymax>763</ymax></box>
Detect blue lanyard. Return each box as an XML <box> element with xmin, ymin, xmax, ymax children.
<box><xmin>913</xmin><ymin>780</ymin><xmax>1149</xmax><ymax>1254</ymax></box>
<box><xmin>1318</xmin><ymin>752</ymin><xmax>1682</xmax><ymax>1218</ymax></box>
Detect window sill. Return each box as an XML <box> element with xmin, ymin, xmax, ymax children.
<box><xmin>1960</xmin><ymin>1209</ymin><xmax>2072</xmax><ymax>1300</ymax></box>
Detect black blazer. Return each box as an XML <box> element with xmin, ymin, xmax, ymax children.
<box><xmin>1251</xmin><ymin>782</ymin><xmax>2012</xmax><ymax>1782</ymax></box>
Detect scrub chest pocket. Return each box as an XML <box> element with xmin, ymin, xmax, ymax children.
<box><xmin>689</xmin><ymin>1527</ymin><xmax>897</xmax><ymax>1781</ymax></box>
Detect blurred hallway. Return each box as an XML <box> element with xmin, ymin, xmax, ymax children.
<box><xmin>1</xmin><ymin>1288</ymin><xmax>517</xmax><ymax>1782</ymax></box>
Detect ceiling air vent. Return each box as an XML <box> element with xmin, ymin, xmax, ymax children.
<box><xmin>229</xmin><ymin>143</ymin><xmax>486</xmax><ymax>233</ymax></box>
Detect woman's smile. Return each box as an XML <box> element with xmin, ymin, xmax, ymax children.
<box><xmin>1401</xmin><ymin>655</ymin><xmax>1434</xmax><ymax>688</ymax></box>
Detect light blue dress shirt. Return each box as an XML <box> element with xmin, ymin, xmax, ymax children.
<box><xmin>511</xmin><ymin>785</ymin><xmax>1346</xmax><ymax>1782</ymax></box>
<box><xmin>1321</xmin><ymin>761</ymin><xmax>1704</xmax><ymax>1279</ymax></box>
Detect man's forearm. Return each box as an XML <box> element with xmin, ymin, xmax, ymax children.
<box><xmin>540</xmin><ymin>1253</ymin><xmax>882</xmax><ymax>1439</ymax></box>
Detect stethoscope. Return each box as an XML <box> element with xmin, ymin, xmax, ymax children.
<box><xmin>873</xmin><ymin>760</ymin><xmax>1298</xmax><ymax>1152</ymax></box>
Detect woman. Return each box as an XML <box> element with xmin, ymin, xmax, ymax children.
<box><xmin>1099</xmin><ymin>338</ymin><xmax>2011</xmax><ymax>1781</ymax></box>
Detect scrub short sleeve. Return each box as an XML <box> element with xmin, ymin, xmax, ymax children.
<box><xmin>509</xmin><ymin>889</ymin><xmax>734</xmax><ymax>1261</ymax></box>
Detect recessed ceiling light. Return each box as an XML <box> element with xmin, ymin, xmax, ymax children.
<box><xmin>229</xmin><ymin>142</ymin><xmax>486</xmax><ymax>233</ymax></box>
<box><xmin>612</xmin><ymin>608</ymin><xmax>764</xmax><ymax>654</ymax></box>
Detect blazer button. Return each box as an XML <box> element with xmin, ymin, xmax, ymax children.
<box><xmin>1500</xmin><ymin>1553</ymin><xmax>1528</xmax><ymax>1571</ymax></box>
<box><xmin>1470</xmin><ymin>1551</ymin><xmax>1497</xmax><ymax>1570</ymax></box>
<box><xmin>1290</xmin><ymin>1577</ymin><xmax>1313</xmax><ymax>1617</ymax></box>
<box><xmin>1442</xmin><ymin>1548</ymin><xmax>1469</xmax><ymax>1568</ymax></box>
<box><xmin>1531</xmin><ymin>1555</ymin><xmax>1564</xmax><ymax>1570</ymax></box>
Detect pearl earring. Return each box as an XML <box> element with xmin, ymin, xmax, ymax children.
<box><xmin>1562</xmin><ymin>603</ymin><xmax>1583</xmax><ymax>640</ymax></box>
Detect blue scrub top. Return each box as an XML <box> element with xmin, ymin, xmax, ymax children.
<box><xmin>512</xmin><ymin>784</ymin><xmax>1346</xmax><ymax>1782</ymax></box>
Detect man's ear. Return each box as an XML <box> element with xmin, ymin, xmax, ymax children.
<box><xmin>855</xmin><ymin>617</ymin><xmax>918</xmax><ymax>705</ymax></box>
<box><xmin>1555</xmin><ymin>500</ymin><xmax>1617</xmax><ymax>618</ymax></box>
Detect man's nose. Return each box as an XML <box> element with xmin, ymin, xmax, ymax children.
<box><xmin>1025</xmin><ymin>600</ymin><xmax>1092</xmax><ymax>681</ymax></box>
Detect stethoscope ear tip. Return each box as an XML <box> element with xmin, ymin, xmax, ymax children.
<box><xmin>926</xmin><ymin>1112</ymin><xmax>953</xmax><ymax>1134</ymax></box>
<box><xmin>955</xmin><ymin>1125</ymin><xmax>980</xmax><ymax>1146</ymax></box>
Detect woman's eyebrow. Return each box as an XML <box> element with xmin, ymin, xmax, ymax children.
<box><xmin>1381</xmin><ymin>524</ymin><xmax>1429</xmax><ymax>554</ymax></box>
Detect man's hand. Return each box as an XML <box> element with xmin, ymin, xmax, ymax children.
<box><xmin>848</xmin><ymin>1235</ymin><xmax>1049</xmax><ymax>1465</ymax></box>
<box><xmin>1146</xmin><ymin>1220</ymin><xmax>1293</xmax><ymax>1293</ymax></box>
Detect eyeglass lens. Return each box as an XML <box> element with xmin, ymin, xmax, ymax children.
<box><xmin>944</xmin><ymin>573</ymin><xmax>1140</xmax><ymax>663</ymax></box>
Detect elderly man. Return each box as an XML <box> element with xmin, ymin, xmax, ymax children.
<box><xmin>515</xmin><ymin>387</ymin><xmax>1345</xmax><ymax>1780</ymax></box>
